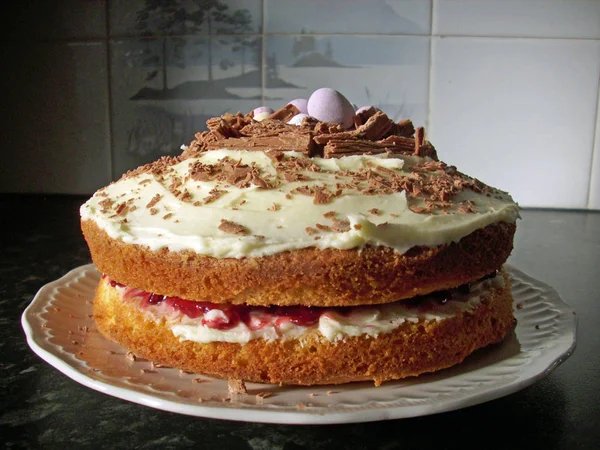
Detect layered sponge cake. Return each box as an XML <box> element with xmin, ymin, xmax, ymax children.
<box><xmin>81</xmin><ymin>92</ymin><xmax>519</xmax><ymax>385</ymax></box>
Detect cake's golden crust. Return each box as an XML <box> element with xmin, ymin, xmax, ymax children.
<box><xmin>93</xmin><ymin>276</ymin><xmax>515</xmax><ymax>385</ymax></box>
<box><xmin>82</xmin><ymin>220</ymin><xmax>515</xmax><ymax>307</ymax></box>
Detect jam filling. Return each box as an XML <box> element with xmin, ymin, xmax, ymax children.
<box><xmin>105</xmin><ymin>272</ymin><xmax>496</xmax><ymax>332</ymax></box>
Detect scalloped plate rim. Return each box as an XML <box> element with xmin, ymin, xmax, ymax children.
<box><xmin>21</xmin><ymin>264</ymin><xmax>577</xmax><ymax>424</ymax></box>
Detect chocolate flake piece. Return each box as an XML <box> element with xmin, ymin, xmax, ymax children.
<box><xmin>331</xmin><ymin>219</ymin><xmax>351</xmax><ymax>232</ymax></box>
<box><xmin>115</xmin><ymin>202</ymin><xmax>128</xmax><ymax>216</ymax></box>
<box><xmin>219</xmin><ymin>219</ymin><xmax>248</xmax><ymax>235</ymax></box>
<box><xmin>203</xmin><ymin>188</ymin><xmax>227</xmax><ymax>204</ymax></box>
<box><xmin>368</xmin><ymin>208</ymin><xmax>381</xmax><ymax>215</ymax></box>
<box><xmin>267</xmin><ymin>104</ymin><xmax>300</xmax><ymax>122</ymax></box>
<box><xmin>313</xmin><ymin>186</ymin><xmax>334</xmax><ymax>204</ymax></box>
<box><xmin>146</xmin><ymin>194</ymin><xmax>162</xmax><ymax>209</ymax></box>
<box><xmin>305</xmin><ymin>226</ymin><xmax>319</xmax><ymax>235</ymax></box>
<box><xmin>409</xmin><ymin>205</ymin><xmax>427</xmax><ymax>213</ymax></box>
<box><xmin>265</xmin><ymin>150</ymin><xmax>285</xmax><ymax>162</ymax></box>
<box><xmin>205</xmin><ymin>133</ymin><xmax>314</xmax><ymax>156</ymax></box>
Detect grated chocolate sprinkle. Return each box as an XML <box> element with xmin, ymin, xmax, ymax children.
<box><xmin>219</xmin><ymin>219</ymin><xmax>248</xmax><ymax>235</ymax></box>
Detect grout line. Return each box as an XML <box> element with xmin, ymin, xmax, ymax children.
<box><xmin>105</xmin><ymin>0</ymin><xmax>115</xmax><ymax>182</ymax></box>
<box><xmin>7</xmin><ymin>34</ymin><xmax>599</xmax><ymax>43</ymax></box>
<box><xmin>429</xmin><ymin>34</ymin><xmax>600</xmax><ymax>41</ymax></box>
<box><xmin>426</xmin><ymin>1</ymin><xmax>435</xmax><ymax>132</ymax></box>
<box><xmin>585</xmin><ymin>76</ymin><xmax>600</xmax><ymax>209</ymax></box>
<box><xmin>261</xmin><ymin>0</ymin><xmax>266</xmax><ymax>104</ymax></box>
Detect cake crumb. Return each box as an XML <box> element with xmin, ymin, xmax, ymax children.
<box><xmin>327</xmin><ymin>390</ymin><xmax>338</xmax><ymax>395</ymax></box>
<box><xmin>535</xmin><ymin>325</ymin><xmax>540</xmax><ymax>330</ymax></box>
<box><xmin>228</xmin><ymin>379</ymin><xmax>247</xmax><ymax>395</ymax></box>
<box><xmin>192</xmin><ymin>377</ymin><xmax>206</xmax><ymax>383</ymax></box>
<box><xmin>516</xmin><ymin>303</ymin><xmax>523</xmax><ymax>310</ymax></box>
<box><xmin>141</xmin><ymin>368</ymin><xmax>156</xmax><ymax>374</ymax></box>
<box><xmin>256</xmin><ymin>391</ymin><xmax>272</xmax><ymax>399</ymax></box>
<box><xmin>296</xmin><ymin>403</ymin><xmax>306</xmax><ymax>409</ymax></box>
<box><xmin>126</xmin><ymin>351</ymin><xmax>137</xmax><ymax>362</ymax></box>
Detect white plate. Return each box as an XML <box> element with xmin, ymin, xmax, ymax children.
<box><xmin>22</xmin><ymin>264</ymin><xmax>576</xmax><ymax>424</ymax></box>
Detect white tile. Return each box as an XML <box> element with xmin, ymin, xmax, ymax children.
<box><xmin>264</xmin><ymin>36</ymin><xmax>430</xmax><ymax>127</ymax></box>
<box><xmin>266</xmin><ymin>0</ymin><xmax>431</xmax><ymax>35</ymax></box>
<box><xmin>429</xmin><ymin>37</ymin><xmax>600</xmax><ymax>209</ymax></box>
<box><xmin>0</xmin><ymin>42</ymin><xmax>110</xmax><ymax>194</ymax></box>
<box><xmin>589</xmin><ymin>91</ymin><xmax>600</xmax><ymax>210</ymax></box>
<box><xmin>434</xmin><ymin>0</ymin><xmax>600</xmax><ymax>39</ymax></box>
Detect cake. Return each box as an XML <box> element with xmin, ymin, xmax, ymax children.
<box><xmin>81</xmin><ymin>88</ymin><xmax>519</xmax><ymax>386</ymax></box>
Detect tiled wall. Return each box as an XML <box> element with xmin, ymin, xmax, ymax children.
<box><xmin>1</xmin><ymin>0</ymin><xmax>599</xmax><ymax>209</ymax></box>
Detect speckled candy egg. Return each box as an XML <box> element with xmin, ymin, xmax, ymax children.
<box><xmin>287</xmin><ymin>113</ymin><xmax>311</xmax><ymax>126</ymax></box>
<box><xmin>287</xmin><ymin>98</ymin><xmax>309</xmax><ymax>114</ymax></box>
<box><xmin>307</xmin><ymin>88</ymin><xmax>355</xmax><ymax>129</ymax></box>
<box><xmin>253</xmin><ymin>106</ymin><xmax>274</xmax><ymax>122</ymax></box>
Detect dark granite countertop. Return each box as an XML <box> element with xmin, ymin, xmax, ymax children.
<box><xmin>1</xmin><ymin>194</ymin><xmax>599</xmax><ymax>449</ymax></box>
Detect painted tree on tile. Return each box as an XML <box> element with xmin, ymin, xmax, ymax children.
<box><xmin>188</xmin><ymin>0</ymin><xmax>255</xmax><ymax>82</ymax></box>
<box><xmin>134</xmin><ymin>0</ymin><xmax>256</xmax><ymax>89</ymax></box>
<box><xmin>134</xmin><ymin>0</ymin><xmax>188</xmax><ymax>92</ymax></box>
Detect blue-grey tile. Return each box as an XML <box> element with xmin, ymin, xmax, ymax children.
<box><xmin>110</xmin><ymin>36</ymin><xmax>262</xmax><ymax>177</ymax></box>
<box><xmin>0</xmin><ymin>42</ymin><xmax>110</xmax><ymax>194</ymax></box>
<box><xmin>0</xmin><ymin>0</ymin><xmax>106</xmax><ymax>40</ymax></box>
<box><xmin>264</xmin><ymin>35</ymin><xmax>430</xmax><ymax>126</ymax></box>
<box><xmin>265</xmin><ymin>0</ymin><xmax>431</xmax><ymax>35</ymax></box>
<box><xmin>109</xmin><ymin>0</ymin><xmax>262</xmax><ymax>37</ymax></box>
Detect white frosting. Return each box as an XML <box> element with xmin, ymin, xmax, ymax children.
<box><xmin>81</xmin><ymin>150</ymin><xmax>519</xmax><ymax>259</ymax></box>
<box><xmin>118</xmin><ymin>275</ymin><xmax>505</xmax><ymax>345</ymax></box>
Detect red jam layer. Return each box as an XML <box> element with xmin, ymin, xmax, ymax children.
<box><xmin>103</xmin><ymin>274</ymin><xmax>488</xmax><ymax>331</ymax></box>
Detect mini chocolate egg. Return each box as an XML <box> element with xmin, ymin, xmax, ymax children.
<box><xmin>287</xmin><ymin>113</ymin><xmax>311</xmax><ymax>126</ymax></box>
<box><xmin>307</xmin><ymin>88</ymin><xmax>355</xmax><ymax>129</ymax></box>
<box><xmin>253</xmin><ymin>106</ymin><xmax>274</xmax><ymax>122</ymax></box>
<box><xmin>355</xmin><ymin>105</ymin><xmax>380</xmax><ymax>115</ymax></box>
<box><xmin>287</xmin><ymin>98</ymin><xmax>309</xmax><ymax>114</ymax></box>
